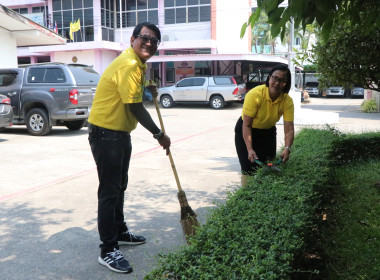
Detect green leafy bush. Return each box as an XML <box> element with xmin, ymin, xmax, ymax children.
<box><xmin>361</xmin><ymin>99</ymin><xmax>378</xmax><ymax>112</ymax></box>
<box><xmin>322</xmin><ymin>160</ymin><xmax>380</xmax><ymax>279</ymax></box>
<box><xmin>145</xmin><ymin>128</ymin><xmax>380</xmax><ymax>279</ymax></box>
<box><xmin>330</xmin><ymin>132</ymin><xmax>380</xmax><ymax>164</ymax></box>
<box><xmin>145</xmin><ymin>127</ymin><xmax>339</xmax><ymax>280</ymax></box>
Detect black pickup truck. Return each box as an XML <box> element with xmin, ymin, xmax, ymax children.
<box><xmin>0</xmin><ymin>63</ymin><xmax>100</xmax><ymax>136</ymax></box>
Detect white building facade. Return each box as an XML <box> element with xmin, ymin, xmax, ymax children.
<box><xmin>0</xmin><ymin>0</ymin><xmax>289</xmax><ymax>86</ymax></box>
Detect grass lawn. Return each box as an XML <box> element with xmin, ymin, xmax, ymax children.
<box><xmin>322</xmin><ymin>159</ymin><xmax>380</xmax><ymax>279</ymax></box>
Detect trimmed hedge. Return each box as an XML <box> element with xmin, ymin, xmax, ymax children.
<box><xmin>329</xmin><ymin>131</ymin><xmax>380</xmax><ymax>164</ymax></box>
<box><xmin>145</xmin><ymin>128</ymin><xmax>380</xmax><ymax>280</ymax></box>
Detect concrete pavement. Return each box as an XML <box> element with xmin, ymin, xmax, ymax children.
<box><xmin>0</xmin><ymin>97</ymin><xmax>379</xmax><ymax>280</ymax></box>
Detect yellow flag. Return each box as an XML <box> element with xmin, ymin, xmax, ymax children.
<box><xmin>69</xmin><ymin>22</ymin><xmax>74</xmax><ymax>40</ymax></box>
<box><xmin>69</xmin><ymin>19</ymin><xmax>81</xmax><ymax>41</ymax></box>
<box><xmin>73</xmin><ymin>19</ymin><xmax>80</xmax><ymax>32</ymax></box>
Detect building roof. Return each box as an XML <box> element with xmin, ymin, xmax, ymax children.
<box><xmin>0</xmin><ymin>4</ymin><xmax>66</xmax><ymax>46</ymax></box>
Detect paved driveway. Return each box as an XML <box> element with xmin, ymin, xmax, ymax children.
<box><xmin>0</xmin><ymin>98</ymin><xmax>378</xmax><ymax>280</ymax></box>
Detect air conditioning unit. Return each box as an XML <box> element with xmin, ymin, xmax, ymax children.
<box><xmin>162</xmin><ymin>33</ymin><xmax>176</xmax><ymax>41</ymax></box>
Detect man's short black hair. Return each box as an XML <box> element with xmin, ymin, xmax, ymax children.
<box><xmin>132</xmin><ymin>22</ymin><xmax>161</xmax><ymax>41</ymax></box>
<box><xmin>265</xmin><ymin>64</ymin><xmax>291</xmax><ymax>93</ymax></box>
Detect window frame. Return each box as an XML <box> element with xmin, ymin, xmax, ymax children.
<box><xmin>52</xmin><ymin>0</ymin><xmax>94</xmax><ymax>42</ymax></box>
<box><xmin>164</xmin><ymin>0</ymin><xmax>211</xmax><ymax>24</ymax></box>
<box><xmin>166</xmin><ymin>68</ymin><xmax>175</xmax><ymax>83</ymax></box>
<box><xmin>117</xmin><ymin>0</ymin><xmax>159</xmax><ymax>28</ymax></box>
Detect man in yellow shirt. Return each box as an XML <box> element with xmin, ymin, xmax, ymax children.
<box><xmin>88</xmin><ymin>22</ymin><xmax>170</xmax><ymax>274</ymax></box>
<box><xmin>234</xmin><ymin>64</ymin><xmax>295</xmax><ymax>185</ymax></box>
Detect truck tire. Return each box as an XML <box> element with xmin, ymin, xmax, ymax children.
<box><xmin>65</xmin><ymin>120</ymin><xmax>86</xmax><ymax>130</ymax></box>
<box><xmin>26</xmin><ymin>108</ymin><xmax>52</xmax><ymax>136</ymax></box>
<box><xmin>160</xmin><ymin>95</ymin><xmax>174</xmax><ymax>108</ymax></box>
<box><xmin>210</xmin><ymin>95</ymin><xmax>224</xmax><ymax>109</ymax></box>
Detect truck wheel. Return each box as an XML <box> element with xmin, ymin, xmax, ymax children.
<box><xmin>160</xmin><ymin>95</ymin><xmax>173</xmax><ymax>108</ymax></box>
<box><xmin>65</xmin><ymin>120</ymin><xmax>86</xmax><ymax>130</ymax></box>
<box><xmin>210</xmin><ymin>95</ymin><xmax>224</xmax><ymax>109</ymax></box>
<box><xmin>26</xmin><ymin>108</ymin><xmax>52</xmax><ymax>136</ymax></box>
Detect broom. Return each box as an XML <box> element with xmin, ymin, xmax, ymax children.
<box><xmin>149</xmin><ymin>85</ymin><xmax>200</xmax><ymax>240</ymax></box>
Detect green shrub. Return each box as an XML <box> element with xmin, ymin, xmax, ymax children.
<box><xmin>145</xmin><ymin>127</ymin><xmax>380</xmax><ymax>279</ymax></box>
<box><xmin>145</xmin><ymin>127</ymin><xmax>339</xmax><ymax>280</ymax></box>
<box><xmin>330</xmin><ymin>132</ymin><xmax>380</xmax><ymax>164</ymax></box>
<box><xmin>322</xmin><ymin>160</ymin><xmax>380</xmax><ymax>279</ymax></box>
<box><xmin>361</xmin><ymin>98</ymin><xmax>378</xmax><ymax>112</ymax></box>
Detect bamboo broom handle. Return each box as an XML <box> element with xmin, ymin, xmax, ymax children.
<box><xmin>153</xmin><ymin>98</ymin><xmax>183</xmax><ymax>192</ymax></box>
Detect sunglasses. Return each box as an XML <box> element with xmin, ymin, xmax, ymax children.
<box><xmin>137</xmin><ymin>35</ymin><xmax>160</xmax><ymax>47</ymax></box>
<box><xmin>270</xmin><ymin>75</ymin><xmax>287</xmax><ymax>85</ymax></box>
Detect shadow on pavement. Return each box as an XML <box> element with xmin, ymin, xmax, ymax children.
<box><xmin>0</xmin><ymin>180</ymin><xmax>231</xmax><ymax>280</ymax></box>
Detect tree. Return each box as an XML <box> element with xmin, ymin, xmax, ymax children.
<box><xmin>259</xmin><ymin>28</ymin><xmax>277</xmax><ymax>54</ymax></box>
<box><xmin>241</xmin><ymin>0</ymin><xmax>379</xmax><ymax>41</ymax></box>
<box><xmin>292</xmin><ymin>23</ymin><xmax>318</xmax><ymax>69</ymax></box>
<box><xmin>241</xmin><ymin>0</ymin><xmax>380</xmax><ymax>92</ymax></box>
<box><xmin>250</xmin><ymin>11</ymin><xmax>277</xmax><ymax>54</ymax></box>
<box><xmin>313</xmin><ymin>24</ymin><xmax>380</xmax><ymax>92</ymax></box>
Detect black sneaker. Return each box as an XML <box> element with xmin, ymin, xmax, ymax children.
<box><xmin>118</xmin><ymin>231</ymin><xmax>146</xmax><ymax>245</ymax></box>
<box><xmin>98</xmin><ymin>248</ymin><xmax>133</xmax><ymax>273</ymax></box>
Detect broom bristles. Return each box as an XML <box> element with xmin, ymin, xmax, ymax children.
<box><xmin>177</xmin><ymin>190</ymin><xmax>200</xmax><ymax>239</ymax></box>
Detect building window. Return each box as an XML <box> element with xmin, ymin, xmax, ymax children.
<box><xmin>195</xmin><ymin>60</ymin><xmax>211</xmax><ymax>76</ymax></box>
<box><xmin>116</xmin><ymin>0</ymin><xmax>158</xmax><ymax>28</ymax></box>
<box><xmin>37</xmin><ymin>56</ymin><xmax>51</xmax><ymax>63</ymax></box>
<box><xmin>164</xmin><ymin>0</ymin><xmax>211</xmax><ymax>24</ymax></box>
<box><xmin>52</xmin><ymin>0</ymin><xmax>94</xmax><ymax>42</ymax></box>
<box><xmin>101</xmin><ymin>0</ymin><xmax>115</xmax><ymax>41</ymax></box>
<box><xmin>18</xmin><ymin>57</ymin><xmax>31</xmax><ymax>65</ymax></box>
<box><xmin>295</xmin><ymin>37</ymin><xmax>301</xmax><ymax>45</ymax></box>
<box><xmin>12</xmin><ymin>6</ymin><xmax>50</xmax><ymax>27</ymax></box>
<box><xmin>32</xmin><ymin>6</ymin><xmax>45</xmax><ymax>13</ymax></box>
<box><xmin>166</xmin><ymin>68</ymin><xmax>175</xmax><ymax>83</ymax></box>
<box><xmin>12</xmin><ymin>8</ymin><xmax>28</xmax><ymax>14</ymax></box>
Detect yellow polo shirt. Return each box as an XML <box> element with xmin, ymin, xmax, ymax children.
<box><xmin>88</xmin><ymin>47</ymin><xmax>147</xmax><ymax>132</ymax></box>
<box><xmin>242</xmin><ymin>84</ymin><xmax>294</xmax><ymax>129</ymax></box>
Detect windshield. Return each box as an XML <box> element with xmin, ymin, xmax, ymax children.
<box><xmin>306</xmin><ymin>82</ymin><xmax>319</xmax><ymax>87</ymax></box>
<box><xmin>68</xmin><ymin>65</ymin><xmax>100</xmax><ymax>86</ymax></box>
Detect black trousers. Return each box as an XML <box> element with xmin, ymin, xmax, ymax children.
<box><xmin>234</xmin><ymin>117</ymin><xmax>277</xmax><ymax>175</ymax></box>
<box><xmin>88</xmin><ymin>124</ymin><xmax>131</xmax><ymax>252</ymax></box>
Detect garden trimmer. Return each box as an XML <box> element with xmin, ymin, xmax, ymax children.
<box><xmin>254</xmin><ymin>158</ymin><xmax>283</xmax><ymax>174</ymax></box>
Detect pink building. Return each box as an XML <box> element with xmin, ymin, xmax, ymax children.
<box><xmin>0</xmin><ymin>0</ymin><xmax>288</xmax><ymax>86</ymax></box>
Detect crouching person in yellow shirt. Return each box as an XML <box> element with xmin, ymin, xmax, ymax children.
<box><xmin>234</xmin><ymin>64</ymin><xmax>295</xmax><ymax>186</ymax></box>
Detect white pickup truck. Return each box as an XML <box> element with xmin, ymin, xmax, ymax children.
<box><xmin>157</xmin><ymin>76</ymin><xmax>246</xmax><ymax>109</ymax></box>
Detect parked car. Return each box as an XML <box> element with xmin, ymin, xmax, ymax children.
<box><xmin>0</xmin><ymin>63</ymin><xmax>100</xmax><ymax>136</ymax></box>
<box><xmin>350</xmin><ymin>87</ymin><xmax>364</xmax><ymax>98</ymax></box>
<box><xmin>304</xmin><ymin>82</ymin><xmax>321</xmax><ymax>97</ymax></box>
<box><xmin>0</xmin><ymin>94</ymin><xmax>13</xmax><ymax>128</ymax></box>
<box><xmin>158</xmin><ymin>76</ymin><xmax>246</xmax><ymax>109</ymax></box>
<box><xmin>326</xmin><ymin>86</ymin><xmax>345</xmax><ymax>97</ymax></box>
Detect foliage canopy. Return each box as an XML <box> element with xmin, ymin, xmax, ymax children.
<box><xmin>313</xmin><ymin>24</ymin><xmax>380</xmax><ymax>91</ymax></box>
<box><xmin>241</xmin><ymin>0</ymin><xmax>380</xmax><ymax>41</ymax></box>
<box><xmin>241</xmin><ymin>0</ymin><xmax>380</xmax><ymax>91</ymax></box>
